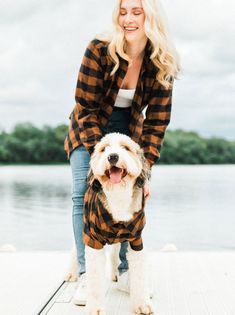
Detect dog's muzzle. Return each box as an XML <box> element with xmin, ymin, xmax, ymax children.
<box><xmin>105</xmin><ymin>153</ymin><xmax>127</xmax><ymax>184</ymax></box>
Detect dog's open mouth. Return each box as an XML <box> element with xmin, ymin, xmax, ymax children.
<box><xmin>105</xmin><ymin>166</ymin><xmax>127</xmax><ymax>184</ymax></box>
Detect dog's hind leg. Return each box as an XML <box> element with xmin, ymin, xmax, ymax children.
<box><xmin>127</xmin><ymin>247</ymin><xmax>154</xmax><ymax>314</ymax></box>
<box><xmin>64</xmin><ymin>245</ymin><xmax>78</xmax><ymax>282</ymax></box>
<box><xmin>85</xmin><ymin>246</ymin><xmax>106</xmax><ymax>315</ymax></box>
<box><xmin>110</xmin><ymin>243</ymin><xmax>120</xmax><ymax>281</ymax></box>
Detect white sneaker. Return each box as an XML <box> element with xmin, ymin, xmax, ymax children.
<box><xmin>117</xmin><ymin>271</ymin><xmax>130</xmax><ymax>293</ymax></box>
<box><xmin>73</xmin><ymin>273</ymin><xmax>87</xmax><ymax>306</ymax></box>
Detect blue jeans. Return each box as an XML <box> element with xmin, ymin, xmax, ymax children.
<box><xmin>70</xmin><ymin>107</ymin><xmax>131</xmax><ymax>276</ymax></box>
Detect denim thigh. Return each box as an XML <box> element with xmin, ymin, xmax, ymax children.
<box><xmin>70</xmin><ymin>145</ymin><xmax>90</xmax><ymax>215</ymax></box>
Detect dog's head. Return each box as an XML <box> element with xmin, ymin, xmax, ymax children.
<box><xmin>87</xmin><ymin>133</ymin><xmax>150</xmax><ymax>191</ymax></box>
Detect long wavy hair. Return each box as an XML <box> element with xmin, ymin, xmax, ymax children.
<box><xmin>97</xmin><ymin>0</ymin><xmax>180</xmax><ymax>88</ymax></box>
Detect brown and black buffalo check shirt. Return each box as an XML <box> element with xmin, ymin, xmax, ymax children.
<box><xmin>64</xmin><ymin>39</ymin><xmax>173</xmax><ymax>167</ymax></box>
<box><xmin>83</xmin><ymin>186</ymin><xmax>146</xmax><ymax>251</ymax></box>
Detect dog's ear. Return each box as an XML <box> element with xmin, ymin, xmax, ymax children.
<box><xmin>135</xmin><ymin>148</ymin><xmax>151</xmax><ymax>188</ymax></box>
<box><xmin>86</xmin><ymin>168</ymin><xmax>102</xmax><ymax>192</ymax></box>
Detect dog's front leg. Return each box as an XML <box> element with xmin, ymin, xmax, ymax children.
<box><xmin>110</xmin><ymin>243</ymin><xmax>120</xmax><ymax>281</ymax></box>
<box><xmin>85</xmin><ymin>246</ymin><xmax>106</xmax><ymax>315</ymax></box>
<box><xmin>127</xmin><ymin>247</ymin><xmax>154</xmax><ymax>314</ymax></box>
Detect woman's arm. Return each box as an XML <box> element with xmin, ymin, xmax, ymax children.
<box><xmin>73</xmin><ymin>40</ymin><xmax>104</xmax><ymax>155</ymax></box>
<box><xmin>141</xmin><ymin>80</ymin><xmax>173</xmax><ymax>167</ymax></box>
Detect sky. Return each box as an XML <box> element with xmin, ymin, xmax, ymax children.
<box><xmin>0</xmin><ymin>0</ymin><xmax>234</xmax><ymax>140</ymax></box>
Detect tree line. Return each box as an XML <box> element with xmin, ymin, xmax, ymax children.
<box><xmin>0</xmin><ymin>123</ymin><xmax>234</xmax><ymax>164</ymax></box>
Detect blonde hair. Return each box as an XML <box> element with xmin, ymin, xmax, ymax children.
<box><xmin>97</xmin><ymin>0</ymin><xmax>180</xmax><ymax>88</ymax></box>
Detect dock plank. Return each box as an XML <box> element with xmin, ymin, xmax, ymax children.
<box><xmin>1</xmin><ymin>251</ymin><xmax>235</xmax><ymax>315</ymax></box>
<box><xmin>0</xmin><ymin>251</ymin><xmax>70</xmax><ymax>315</ymax></box>
<box><xmin>40</xmin><ymin>252</ymin><xmax>235</xmax><ymax>315</ymax></box>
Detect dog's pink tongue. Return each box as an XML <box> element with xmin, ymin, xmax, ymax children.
<box><xmin>109</xmin><ymin>167</ymin><xmax>122</xmax><ymax>184</ymax></box>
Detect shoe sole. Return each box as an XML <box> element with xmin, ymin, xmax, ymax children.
<box><xmin>73</xmin><ymin>299</ymin><xmax>86</xmax><ymax>306</ymax></box>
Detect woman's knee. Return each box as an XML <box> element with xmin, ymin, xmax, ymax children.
<box><xmin>70</xmin><ymin>145</ymin><xmax>90</xmax><ymax>214</ymax></box>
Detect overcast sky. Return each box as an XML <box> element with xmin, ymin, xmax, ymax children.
<box><xmin>0</xmin><ymin>0</ymin><xmax>234</xmax><ymax>139</ymax></box>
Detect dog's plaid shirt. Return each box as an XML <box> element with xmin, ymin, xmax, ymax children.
<box><xmin>64</xmin><ymin>39</ymin><xmax>173</xmax><ymax>167</ymax></box>
<box><xmin>83</xmin><ymin>186</ymin><xmax>146</xmax><ymax>251</ymax></box>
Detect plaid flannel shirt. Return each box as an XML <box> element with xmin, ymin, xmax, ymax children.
<box><xmin>83</xmin><ymin>185</ymin><xmax>146</xmax><ymax>251</ymax></box>
<box><xmin>64</xmin><ymin>39</ymin><xmax>173</xmax><ymax>166</ymax></box>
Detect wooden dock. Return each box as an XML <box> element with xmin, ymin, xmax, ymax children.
<box><xmin>0</xmin><ymin>251</ymin><xmax>235</xmax><ymax>315</ymax></box>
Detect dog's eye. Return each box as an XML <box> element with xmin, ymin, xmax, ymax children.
<box><xmin>123</xmin><ymin>145</ymin><xmax>131</xmax><ymax>151</ymax></box>
<box><xmin>99</xmin><ymin>144</ymin><xmax>109</xmax><ymax>153</ymax></box>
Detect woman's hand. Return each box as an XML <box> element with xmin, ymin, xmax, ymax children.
<box><xmin>144</xmin><ymin>181</ymin><xmax>151</xmax><ymax>202</ymax></box>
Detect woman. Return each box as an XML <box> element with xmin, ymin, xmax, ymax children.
<box><xmin>64</xmin><ymin>0</ymin><xmax>180</xmax><ymax>306</ymax></box>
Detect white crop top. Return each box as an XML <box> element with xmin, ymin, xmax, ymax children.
<box><xmin>114</xmin><ymin>88</ymin><xmax>135</xmax><ymax>108</ymax></box>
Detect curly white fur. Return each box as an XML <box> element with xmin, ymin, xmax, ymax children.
<box><xmin>68</xmin><ymin>133</ymin><xmax>154</xmax><ymax>314</ymax></box>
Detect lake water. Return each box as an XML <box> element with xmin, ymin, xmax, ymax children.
<box><xmin>0</xmin><ymin>165</ymin><xmax>234</xmax><ymax>251</ymax></box>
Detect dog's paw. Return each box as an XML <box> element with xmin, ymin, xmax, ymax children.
<box><xmin>111</xmin><ymin>272</ymin><xmax>118</xmax><ymax>282</ymax></box>
<box><xmin>64</xmin><ymin>272</ymin><xmax>78</xmax><ymax>282</ymax></box>
<box><xmin>134</xmin><ymin>301</ymin><xmax>154</xmax><ymax>314</ymax></box>
<box><xmin>85</xmin><ymin>306</ymin><xmax>106</xmax><ymax>315</ymax></box>
<box><xmin>92</xmin><ymin>311</ymin><xmax>106</xmax><ymax>315</ymax></box>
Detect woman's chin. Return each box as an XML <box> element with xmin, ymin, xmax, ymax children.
<box><xmin>124</xmin><ymin>34</ymin><xmax>146</xmax><ymax>45</ymax></box>
<box><xmin>124</xmin><ymin>35</ymin><xmax>138</xmax><ymax>43</ymax></box>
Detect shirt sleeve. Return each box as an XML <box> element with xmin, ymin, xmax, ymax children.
<box><xmin>141</xmin><ymin>80</ymin><xmax>173</xmax><ymax>167</ymax></box>
<box><xmin>73</xmin><ymin>40</ymin><xmax>104</xmax><ymax>155</ymax></box>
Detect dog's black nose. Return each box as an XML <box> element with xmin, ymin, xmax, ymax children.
<box><xmin>108</xmin><ymin>153</ymin><xmax>119</xmax><ymax>165</ymax></box>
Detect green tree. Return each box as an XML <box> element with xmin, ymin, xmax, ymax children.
<box><xmin>0</xmin><ymin>124</ymin><xmax>234</xmax><ymax>164</ymax></box>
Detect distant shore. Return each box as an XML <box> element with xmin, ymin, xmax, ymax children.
<box><xmin>0</xmin><ymin>123</ymin><xmax>235</xmax><ymax>164</ymax></box>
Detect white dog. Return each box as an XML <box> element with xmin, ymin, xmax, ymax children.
<box><xmin>68</xmin><ymin>133</ymin><xmax>154</xmax><ymax>315</ymax></box>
